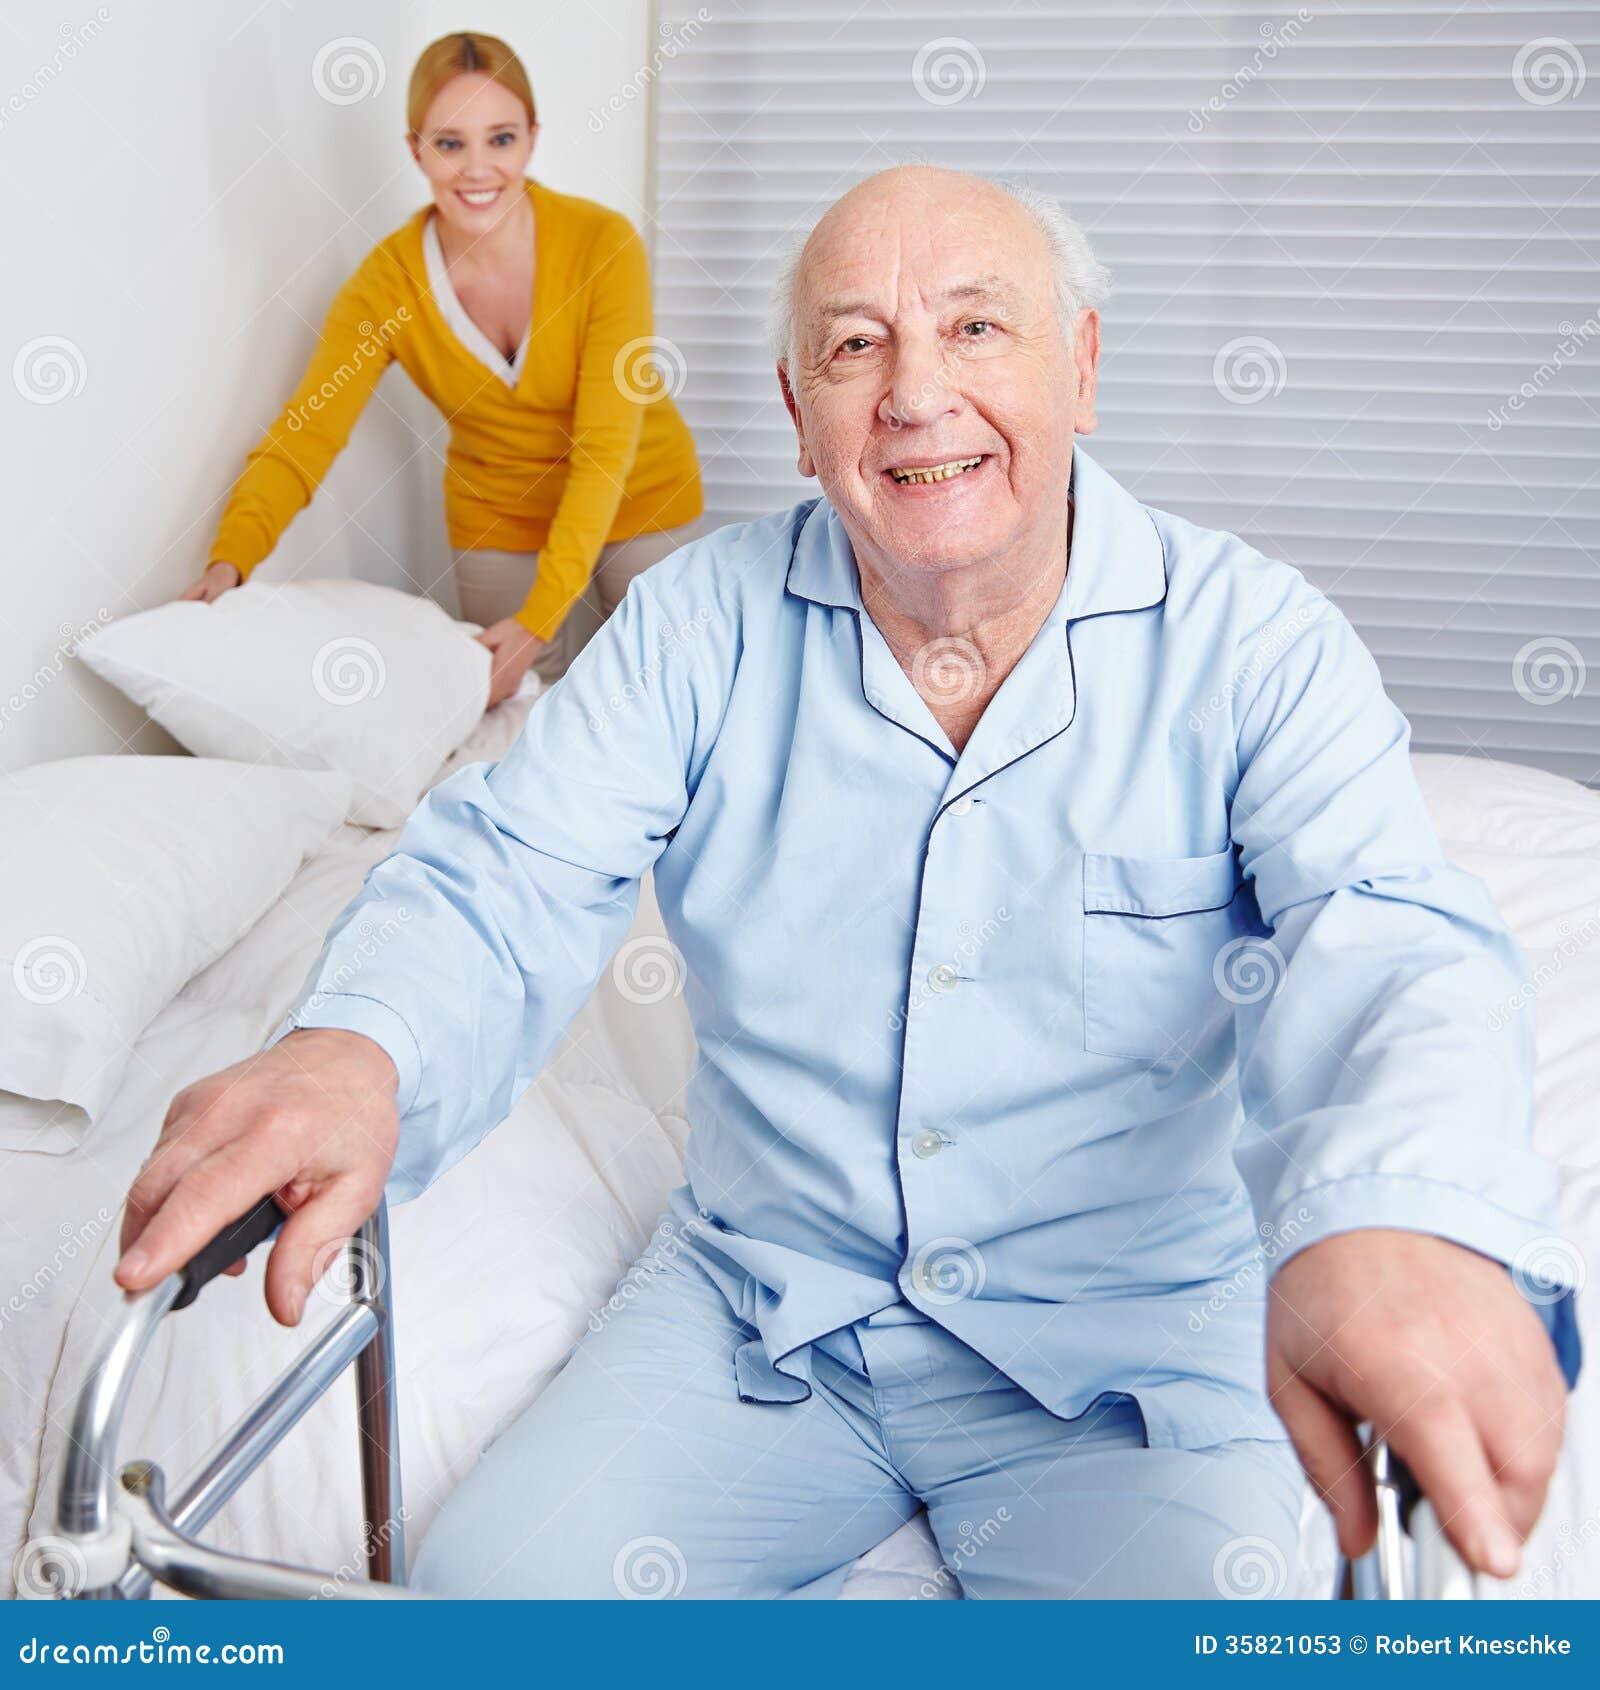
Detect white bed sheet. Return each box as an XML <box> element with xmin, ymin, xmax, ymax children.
<box><xmin>6</xmin><ymin>728</ymin><xmax>1596</xmax><ymax>1600</ymax></box>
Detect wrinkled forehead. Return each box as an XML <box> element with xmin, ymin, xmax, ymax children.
<box><xmin>796</xmin><ymin>195</ymin><xmax>1049</xmax><ymax>340</ymax></box>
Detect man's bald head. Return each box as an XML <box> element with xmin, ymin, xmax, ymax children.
<box><xmin>770</xmin><ymin>166</ymin><xmax>1109</xmax><ymax>369</ymax></box>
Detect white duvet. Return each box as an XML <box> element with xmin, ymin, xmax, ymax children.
<box><xmin>4</xmin><ymin>706</ymin><xmax>1596</xmax><ymax>1601</ymax></box>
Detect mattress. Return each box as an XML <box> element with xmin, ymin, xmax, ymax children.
<box><xmin>4</xmin><ymin>713</ymin><xmax>1596</xmax><ymax>1600</ymax></box>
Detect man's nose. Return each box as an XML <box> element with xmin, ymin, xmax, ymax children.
<box><xmin>879</xmin><ymin>337</ymin><xmax>963</xmax><ymax>430</ymax></box>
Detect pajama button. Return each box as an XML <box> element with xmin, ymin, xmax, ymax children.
<box><xmin>911</xmin><ymin>1130</ymin><xmax>943</xmax><ymax>1159</ymax></box>
<box><xmin>928</xmin><ymin>962</ymin><xmax>958</xmax><ymax>992</ymax></box>
<box><xmin>948</xmin><ymin>795</ymin><xmax>975</xmax><ymax>817</ymax></box>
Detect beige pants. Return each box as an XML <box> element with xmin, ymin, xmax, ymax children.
<box><xmin>454</xmin><ymin>519</ymin><xmax>703</xmax><ymax>686</ymax></box>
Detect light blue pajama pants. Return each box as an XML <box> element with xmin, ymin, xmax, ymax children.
<box><xmin>410</xmin><ymin>1239</ymin><xmax>1305</xmax><ymax>1599</ymax></box>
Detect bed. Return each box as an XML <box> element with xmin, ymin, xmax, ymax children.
<box><xmin>5</xmin><ymin>689</ymin><xmax>1596</xmax><ymax>1601</ymax></box>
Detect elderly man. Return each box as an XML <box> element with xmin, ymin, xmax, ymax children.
<box><xmin>116</xmin><ymin>166</ymin><xmax>1577</xmax><ymax>1600</ymax></box>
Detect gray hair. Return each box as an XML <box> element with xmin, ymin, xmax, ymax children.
<box><xmin>767</xmin><ymin>173</ymin><xmax>1112</xmax><ymax>367</ymax></box>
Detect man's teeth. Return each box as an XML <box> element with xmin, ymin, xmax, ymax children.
<box><xmin>888</xmin><ymin>456</ymin><xmax>984</xmax><ymax>485</ymax></box>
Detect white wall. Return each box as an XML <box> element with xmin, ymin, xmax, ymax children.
<box><xmin>0</xmin><ymin>0</ymin><xmax>655</xmax><ymax>772</ymax></box>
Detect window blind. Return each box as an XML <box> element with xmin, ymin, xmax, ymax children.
<box><xmin>651</xmin><ymin>1</ymin><xmax>1600</xmax><ymax>784</ymax></box>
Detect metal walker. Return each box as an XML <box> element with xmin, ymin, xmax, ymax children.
<box><xmin>52</xmin><ymin>1196</ymin><xmax>424</xmax><ymax>1600</ymax></box>
<box><xmin>47</xmin><ymin>1195</ymin><xmax>1476</xmax><ymax>1600</ymax></box>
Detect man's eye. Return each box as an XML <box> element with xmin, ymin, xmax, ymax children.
<box><xmin>838</xmin><ymin>337</ymin><xmax>873</xmax><ymax>355</ymax></box>
<box><xmin>961</xmin><ymin>319</ymin><xmax>997</xmax><ymax>337</ymax></box>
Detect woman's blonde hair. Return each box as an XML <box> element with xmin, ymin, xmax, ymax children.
<box><xmin>407</xmin><ymin>32</ymin><xmax>536</xmax><ymax>136</ymax></box>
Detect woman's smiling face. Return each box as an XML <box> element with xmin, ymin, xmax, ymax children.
<box><xmin>410</xmin><ymin>73</ymin><xmax>536</xmax><ymax>240</ymax></box>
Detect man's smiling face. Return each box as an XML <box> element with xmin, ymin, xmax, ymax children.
<box><xmin>780</xmin><ymin>168</ymin><xmax>1099</xmax><ymax>592</ymax></box>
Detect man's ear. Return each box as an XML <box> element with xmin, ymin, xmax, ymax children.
<box><xmin>1072</xmin><ymin>308</ymin><xmax>1101</xmax><ymax>436</ymax></box>
<box><xmin>777</xmin><ymin>360</ymin><xmax>817</xmax><ymax>479</ymax></box>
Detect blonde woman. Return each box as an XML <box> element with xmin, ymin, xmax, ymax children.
<box><xmin>182</xmin><ymin>32</ymin><xmax>703</xmax><ymax>704</ymax></box>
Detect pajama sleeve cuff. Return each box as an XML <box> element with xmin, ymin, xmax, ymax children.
<box><xmin>267</xmin><ymin>993</ymin><xmax>424</xmax><ymax>1118</ymax></box>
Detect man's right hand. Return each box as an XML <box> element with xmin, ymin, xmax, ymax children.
<box><xmin>115</xmin><ymin>1028</ymin><xmax>402</xmax><ymax>1326</ymax></box>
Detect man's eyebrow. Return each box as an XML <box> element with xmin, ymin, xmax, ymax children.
<box><xmin>940</xmin><ymin>275</ymin><xmax>1017</xmax><ymax>305</ymax></box>
<box><xmin>812</xmin><ymin>297</ymin><xmax>884</xmax><ymax>325</ymax></box>
<box><xmin>811</xmin><ymin>275</ymin><xmax>1020</xmax><ymax>324</ymax></box>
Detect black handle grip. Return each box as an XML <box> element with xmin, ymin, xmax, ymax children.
<box><xmin>1391</xmin><ymin>1454</ymin><xmax>1425</xmax><ymax>1534</ymax></box>
<box><xmin>171</xmin><ymin>1194</ymin><xmax>288</xmax><ymax>1311</ymax></box>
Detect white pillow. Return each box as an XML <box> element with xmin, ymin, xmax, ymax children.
<box><xmin>1412</xmin><ymin>751</ymin><xmax>1600</xmax><ymax>858</ymax></box>
<box><xmin>0</xmin><ymin>756</ymin><xmax>350</xmax><ymax>1153</ymax></box>
<box><xmin>78</xmin><ymin>580</ymin><xmax>491</xmax><ymax>827</ymax></box>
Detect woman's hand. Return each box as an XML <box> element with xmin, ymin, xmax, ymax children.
<box><xmin>476</xmin><ymin>616</ymin><xmax>547</xmax><ymax>708</ymax></box>
<box><xmin>178</xmin><ymin>561</ymin><xmax>242</xmax><ymax>603</ymax></box>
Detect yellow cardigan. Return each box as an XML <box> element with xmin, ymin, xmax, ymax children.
<box><xmin>209</xmin><ymin>178</ymin><xmax>703</xmax><ymax>640</ymax></box>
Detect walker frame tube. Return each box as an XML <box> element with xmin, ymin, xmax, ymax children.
<box><xmin>1337</xmin><ymin>1429</ymin><xmax>1481</xmax><ymax>1600</ymax></box>
<box><xmin>54</xmin><ymin>1201</ymin><xmax>415</xmax><ymax>1600</ymax></box>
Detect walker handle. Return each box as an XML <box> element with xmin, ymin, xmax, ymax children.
<box><xmin>171</xmin><ymin>1194</ymin><xmax>288</xmax><ymax>1310</ymax></box>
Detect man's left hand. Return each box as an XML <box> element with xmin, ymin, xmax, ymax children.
<box><xmin>1267</xmin><ymin>1228</ymin><xmax>1565</xmax><ymax>1579</ymax></box>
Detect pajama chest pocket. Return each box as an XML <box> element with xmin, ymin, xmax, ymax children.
<box><xmin>1082</xmin><ymin>847</ymin><xmax>1243</xmax><ymax>1060</ymax></box>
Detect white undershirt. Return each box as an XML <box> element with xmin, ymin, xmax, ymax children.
<box><xmin>422</xmin><ymin>212</ymin><xmax>532</xmax><ymax>388</ymax></box>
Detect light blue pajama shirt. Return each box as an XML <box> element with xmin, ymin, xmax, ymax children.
<box><xmin>280</xmin><ymin>442</ymin><xmax>1579</xmax><ymax>1498</ymax></box>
